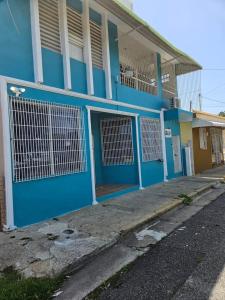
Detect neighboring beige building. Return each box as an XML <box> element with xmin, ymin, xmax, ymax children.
<box><xmin>192</xmin><ymin>111</ymin><xmax>225</xmax><ymax>174</ymax></box>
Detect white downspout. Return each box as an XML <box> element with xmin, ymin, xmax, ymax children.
<box><xmin>160</xmin><ymin>108</ymin><xmax>168</xmax><ymax>182</ymax></box>
<box><xmin>0</xmin><ymin>77</ymin><xmax>15</xmax><ymax>230</ymax></box>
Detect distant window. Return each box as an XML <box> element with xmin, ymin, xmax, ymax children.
<box><xmin>9</xmin><ymin>96</ymin><xmax>86</xmax><ymax>182</ymax></box>
<box><xmin>199</xmin><ymin>128</ymin><xmax>207</xmax><ymax>150</ymax></box>
<box><xmin>141</xmin><ymin>118</ymin><xmax>163</xmax><ymax>162</ymax></box>
<box><xmin>100</xmin><ymin>117</ymin><xmax>134</xmax><ymax>166</ymax></box>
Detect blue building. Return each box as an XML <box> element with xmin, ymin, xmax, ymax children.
<box><xmin>0</xmin><ymin>0</ymin><xmax>201</xmax><ymax>229</ymax></box>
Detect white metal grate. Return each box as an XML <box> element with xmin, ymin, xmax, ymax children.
<box><xmin>140</xmin><ymin>118</ymin><xmax>163</xmax><ymax>162</ymax></box>
<box><xmin>90</xmin><ymin>20</ymin><xmax>103</xmax><ymax>69</ymax></box>
<box><xmin>9</xmin><ymin>96</ymin><xmax>86</xmax><ymax>182</ymax></box>
<box><xmin>67</xmin><ymin>5</ymin><xmax>84</xmax><ymax>61</ymax></box>
<box><xmin>39</xmin><ymin>0</ymin><xmax>61</xmax><ymax>53</ymax></box>
<box><xmin>100</xmin><ymin>117</ymin><xmax>134</xmax><ymax>166</ymax></box>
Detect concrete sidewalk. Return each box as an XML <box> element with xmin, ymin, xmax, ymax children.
<box><xmin>0</xmin><ymin>167</ymin><xmax>225</xmax><ymax>278</ymax></box>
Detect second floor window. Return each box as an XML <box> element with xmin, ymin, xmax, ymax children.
<box><xmin>39</xmin><ymin>0</ymin><xmax>61</xmax><ymax>53</ymax></box>
<box><xmin>67</xmin><ymin>5</ymin><xmax>84</xmax><ymax>62</ymax></box>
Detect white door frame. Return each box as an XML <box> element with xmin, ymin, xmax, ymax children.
<box><xmin>86</xmin><ymin>105</ymin><xmax>143</xmax><ymax>205</ymax></box>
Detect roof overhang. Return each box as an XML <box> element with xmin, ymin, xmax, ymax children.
<box><xmin>94</xmin><ymin>0</ymin><xmax>202</xmax><ymax>75</ymax></box>
<box><xmin>192</xmin><ymin>118</ymin><xmax>225</xmax><ymax>128</ymax></box>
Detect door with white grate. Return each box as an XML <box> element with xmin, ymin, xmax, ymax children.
<box><xmin>172</xmin><ymin>135</ymin><xmax>182</xmax><ymax>173</ymax></box>
<box><xmin>100</xmin><ymin>117</ymin><xmax>134</xmax><ymax>166</ymax></box>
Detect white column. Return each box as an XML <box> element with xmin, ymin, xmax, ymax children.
<box><xmin>0</xmin><ymin>78</ymin><xmax>15</xmax><ymax>230</ymax></box>
<box><xmin>87</xmin><ymin>108</ymin><xmax>97</xmax><ymax>205</ymax></box>
<box><xmin>58</xmin><ymin>0</ymin><xmax>72</xmax><ymax>90</ymax></box>
<box><xmin>82</xmin><ymin>0</ymin><xmax>94</xmax><ymax>95</ymax></box>
<box><xmin>160</xmin><ymin>109</ymin><xmax>168</xmax><ymax>182</ymax></box>
<box><xmin>102</xmin><ymin>13</ymin><xmax>112</xmax><ymax>99</ymax></box>
<box><xmin>135</xmin><ymin>116</ymin><xmax>144</xmax><ymax>190</ymax></box>
<box><xmin>30</xmin><ymin>0</ymin><xmax>43</xmax><ymax>83</ymax></box>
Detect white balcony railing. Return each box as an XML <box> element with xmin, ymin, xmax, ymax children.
<box><xmin>120</xmin><ymin>64</ymin><xmax>157</xmax><ymax>95</ymax></box>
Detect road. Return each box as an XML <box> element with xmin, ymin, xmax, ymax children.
<box><xmin>92</xmin><ymin>192</ymin><xmax>225</xmax><ymax>300</ymax></box>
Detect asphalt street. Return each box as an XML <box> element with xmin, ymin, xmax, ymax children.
<box><xmin>93</xmin><ymin>192</ymin><xmax>225</xmax><ymax>300</ymax></box>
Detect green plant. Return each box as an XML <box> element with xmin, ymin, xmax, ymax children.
<box><xmin>178</xmin><ymin>194</ymin><xmax>193</xmax><ymax>205</ymax></box>
<box><xmin>0</xmin><ymin>267</ymin><xmax>63</xmax><ymax>300</ymax></box>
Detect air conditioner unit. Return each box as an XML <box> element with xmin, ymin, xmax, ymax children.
<box><xmin>170</xmin><ymin>97</ymin><xmax>181</xmax><ymax>109</ymax></box>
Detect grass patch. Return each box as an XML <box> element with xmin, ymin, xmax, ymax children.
<box><xmin>0</xmin><ymin>267</ymin><xmax>63</xmax><ymax>300</ymax></box>
<box><xmin>178</xmin><ymin>194</ymin><xmax>193</xmax><ymax>205</ymax></box>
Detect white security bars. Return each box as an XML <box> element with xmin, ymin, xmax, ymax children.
<box><xmin>9</xmin><ymin>96</ymin><xmax>86</xmax><ymax>182</ymax></box>
<box><xmin>140</xmin><ymin>117</ymin><xmax>163</xmax><ymax>162</ymax></box>
<box><xmin>100</xmin><ymin>117</ymin><xmax>134</xmax><ymax>166</ymax></box>
<box><xmin>39</xmin><ymin>0</ymin><xmax>61</xmax><ymax>53</ymax></box>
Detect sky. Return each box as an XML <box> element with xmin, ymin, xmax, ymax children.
<box><xmin>133</xmin><ymin>0</ymin><xmax>225</xmax><ymax>114</ymax></box>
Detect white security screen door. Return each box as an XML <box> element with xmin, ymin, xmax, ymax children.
<box><xmin>172</xmin><ymin>136</ymin><xmax>182</xmax><ymax>173</ymax></box>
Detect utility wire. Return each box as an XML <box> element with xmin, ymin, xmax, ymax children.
<box><xmin>202</xmin><ymin>68</ymin><xmax>225</xmax><ymax>71</ymax></box>
<box><xmin>202</xmin><ymin>95</ymin><xmax>225</xmax><ymax>104</ymax></box>
<box><xmin>204</xmin><ymin>82</ymin><xmax>225</xmax><ymax>95</ymax></box>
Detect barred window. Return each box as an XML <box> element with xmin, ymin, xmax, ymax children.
<box><xmin>100</xmin><ymin>117</ymin><xmax>134</xmax><ymax>166</ymax></box>
<box><xmin>9</xmin><ymin>96</ymin><xmax>86</xmax><ymax>182</ymax></box>
<box><xmin>141</xmin><ymin>118</ymin><xmax>163</xmax><ymax>162</ymax></box>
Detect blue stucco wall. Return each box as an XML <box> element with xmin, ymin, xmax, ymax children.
<box><xmin>0</xmin><ymin>0</ymin><xmax>34</xmax><ymax>81</ymax></box>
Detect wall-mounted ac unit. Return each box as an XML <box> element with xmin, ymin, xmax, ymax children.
<box><xmin>170</xmin><ymin>97</ymin><xmax>181</xmax><ymax>109</ymax></box>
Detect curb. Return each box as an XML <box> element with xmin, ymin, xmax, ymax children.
<box><xmin>64</xmin><ymin>180</ymin><xmax>219</xmax><ymax>276</ymax></box>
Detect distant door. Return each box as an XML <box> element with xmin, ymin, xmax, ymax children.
<box><xmin>172</xmin><ymin>136</ymin><xmax>182</xmax><ymax>173</ymax></box>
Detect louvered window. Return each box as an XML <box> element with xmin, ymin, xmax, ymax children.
<box><xmin>141</xmin><ymin>118</ymin><xmax>163</xmax><ymax>162</ymax></box>
<box><xmin>67</xmin><ymin>5</ymin><xmax>84</xmax><ymax>61</ymax></box>
<box><xmin>90</xmin><ymin>20</ymin><xmax>103</xmax><ymax>69</ymax></box>
<box><xmin>39</xmin><ymin>0</ymin><xmax>61</xmax><ymax>53</ymax></box>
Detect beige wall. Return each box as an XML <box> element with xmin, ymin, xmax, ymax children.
<box><xmin>180</xmin><ymin>122</ymin><xmax>194</xmax><ymax>174</ymax></box>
